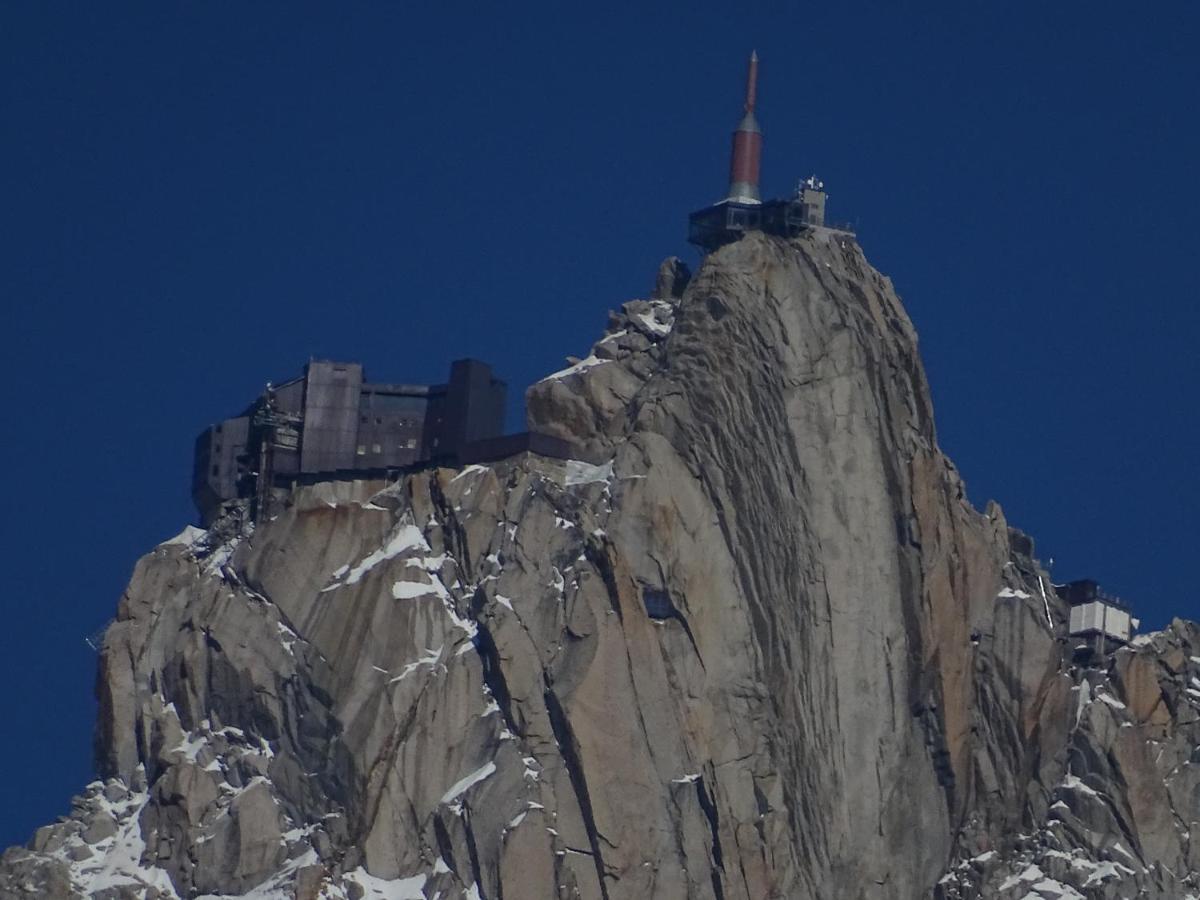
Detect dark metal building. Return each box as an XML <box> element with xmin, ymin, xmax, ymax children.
<box><xmin>192</xmin><ymin>358</ymin><xmax>506</xmax><ymax>524</ymax></box>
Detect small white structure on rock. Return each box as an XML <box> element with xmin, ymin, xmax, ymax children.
<box><xmin>1057</xmin><ymin>579</ymin><xmax>1140</xmax><ymax>644</ymax></box>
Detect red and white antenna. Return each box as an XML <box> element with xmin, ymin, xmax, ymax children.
<box><xmin>726</xmin><ymin>51</ymin><xmax>762</xmax><ymax>204</ymax></box>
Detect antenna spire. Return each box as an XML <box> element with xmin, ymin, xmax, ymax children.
<box><xmin>726</xmin><ymin>51</ymin><xmax>763</xmax><ymax>204</ymax></box>
<box><xmin>745</xmin><ymin>50</ymin><xmax>758</xmax><ymax>113</ymax></box>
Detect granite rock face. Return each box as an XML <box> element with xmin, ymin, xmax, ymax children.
<box><xmin>3</xmin><ymin>230</ymin><xmax>1198</xmax><ymax>899</ymax></box>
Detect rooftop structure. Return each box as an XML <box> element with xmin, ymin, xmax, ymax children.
<box><xmin>192</xmin><ymin>359</ymin><xmax>506</xmax><ymax>525</ymax></box>
<box><xmin>687</xmin><ymin>53</ymin><xmax>852</xmax><ymax>252</ymax></box>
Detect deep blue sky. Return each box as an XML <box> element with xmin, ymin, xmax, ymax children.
<box><xmin>3</xmin><ymin>3</ymin><xmax>1198</xmax><ymax>848</ymax></box>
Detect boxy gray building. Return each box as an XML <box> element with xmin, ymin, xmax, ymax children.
<box><xmin>193</xmin><ymin>358</ymin><xmax>506</xmax><ymax>525</ymax></box>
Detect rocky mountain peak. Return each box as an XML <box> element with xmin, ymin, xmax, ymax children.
<box><xmin>4</xmin><ymin>231</ymin><xmax>1198</xmax><ymax>899</ymax></box>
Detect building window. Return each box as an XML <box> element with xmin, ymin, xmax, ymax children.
<box><xmin>375</xmin><ymin>417</ymin><xmax>382</xmax><ymax>425</ymax></box>
<box><xmin>406</xmin><ymin>438</ymin><xmax>417</xmax><ymax>449</ymax></box>
<box><xmin>361</xmin><ymin>415</ymin><xmax>368</xmax><ymax>423</ymax></box>
<box><xmin>356</xmin><ymin>445</ymin><xmax>366</xmax><ymax>456</ymax></box>
<box><xmin>211</xmin><ymin>465</ymin><xmax>220</xmax><ymax>477</ymax></box>
<box><xmin>372</xmin><ymin>443</ymin><xmax>382</xmax><ymax>454</ymax></box>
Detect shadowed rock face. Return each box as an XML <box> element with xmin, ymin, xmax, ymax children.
<box><xmin>3</xmin><ymin>231</ymin><xmax>1198</xmax><ymax>899</ymax></box>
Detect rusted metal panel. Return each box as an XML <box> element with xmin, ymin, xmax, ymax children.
<box><xmin>727</xmin><ymin>130</ymin><xmax>762</xmax><ymax>202</ymax></box>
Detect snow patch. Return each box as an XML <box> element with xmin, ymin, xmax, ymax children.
<box><xmin>437</xmin><ymin>593</ymin><xmax>478</xmax><ymax>645</ymax></box>
<box><xmin>276</xmin><ymin>621</ymin><xmax>299</xmax><ymax>655</ymax></box>
<box><xmin>1025</xmin><ymin>878</ymin><xmax>1085</xmax><ymax>899</ymax></box>
<box><xmin>451</xmin><ymin>464</ymin><xmax>490</xmax><ymax>483</ymax></box>
<box><xmin>405</xmin><ymin>553</ymin><xmax>447</xmax><ymax>572</ymax></box>
<box><xmin>341</xmin><ymin>868</ymin><xmax>427</xmax><ymax>899</ymax></box>
<box><xmin>342</xmin><ymin>525</ymin><xmax>429</xmax><ymax>585</ymax></box>
<box><xmin>1074</xmin><ymin>680</ymin><xmax>1092</xmax><ymax>728</ymax></box>
<box><xmin>388</xmin><ymin>646</ymin><xmax>443</xmax><ymax>683</ymax></box>
<box><xmin>325</xmin><ymin>524</ymin><xmax>431</xmax><ymax>592</ymax></box>
<box><xmin>169</xmin><ymin>730</ymin><xmax>210</xmax><ymax>765</ymax></box>
<box><xmin>540</xmin><ymin>354</ymin><xmax>611</xmax><ymax>382</ymax></box>
<box><xmin>440</xmin><ymin>761</ymin><xmax>497</xmax><ymax>805</ymax></box>
<box><xmin>564</xmin><ymin>459</ymin><xmax>614</xmax><ymax>486</ymax></box>
<box><xmin>391</xmin><ymin>579</ymin><xmax>447</xmax><ymax>601</ymax></box>
<box><xmin>999</xmin><ymin>864</ymin><xmax>1044</xmax><ymax>891</ymax></box>
<box><xmin>54</xmin><ymin>783</ymin><xmax>179</xmax><ymax>898</ymax></box>
<box><xmin>1110</xmin><ymin>842</ymin><xmax>1138</xmax><ymax>864</ymax></box>
<box><xmin>1061</xmin><ymin>773</ymin><xmax>1101</xmax><ymax>798</ymax></box>
<box><xmin>997</xmin><ymin>587</ymin><xmax>1032</xmax><ymax>600</ymax></box>
<box><xmin>160</xmin><ymin>525</ymin><xmax>206</xmax><ymax>549</ymax></box>
<box><xmin>1080</xmin><ymin>860</ymin><xmax>1133</xmax><ymax>887</ymax></box>
<box><xmin>201</xmin><ymin>529</ymin><xmax>245</xmax><ymax>577</ymax></box>
<box><xmin>635</xmin><ymin>311</ymin><xmax>672</xmax><ymax>336</ymax></box>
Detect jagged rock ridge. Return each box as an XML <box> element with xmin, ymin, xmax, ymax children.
<box><xmin>3</xmin><ymin>231</ymin><xmax>1198</xmax><ymax>899</ymax></box>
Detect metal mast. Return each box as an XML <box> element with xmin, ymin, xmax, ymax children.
<box><xmin>726</xmin><ymin>51</ymin><xmax>762</xmax><ymax>204</ymax></box>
